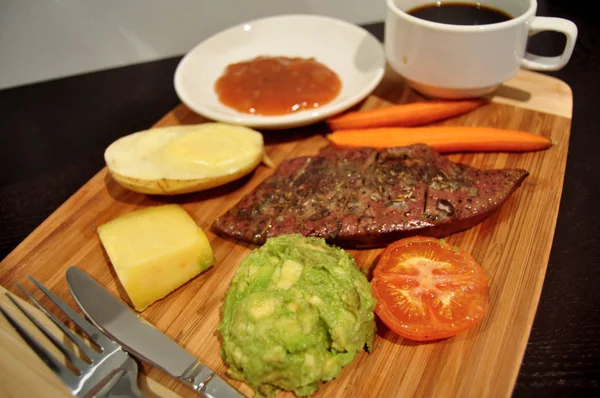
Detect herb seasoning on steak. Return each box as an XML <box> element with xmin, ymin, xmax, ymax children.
<box><xmin>211</xmin><ymin>144</ymin><xmax>529</xmax><ymax>248</ymax></box>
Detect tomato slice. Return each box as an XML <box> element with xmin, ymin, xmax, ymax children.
<box><xmin>372</xmin><ymin>236</ymin><xmax>489</xmax><ymax>341</ymax></box>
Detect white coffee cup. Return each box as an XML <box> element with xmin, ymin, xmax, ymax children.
<box><xmin>384</xmin><ymin>0</ymin><xmax>578</xmax><ymax>99</ymax></box>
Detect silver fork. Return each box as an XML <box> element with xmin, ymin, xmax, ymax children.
<box><xmin>0</xmin><ymin>276</ymin><xmax>145</xmax><ymax>398</ymax></box>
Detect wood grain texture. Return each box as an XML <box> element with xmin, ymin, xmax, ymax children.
<box><xmin>0</xmin><ymin>69</ymin><xmax>572</xmax><ymax>398</ymax></box>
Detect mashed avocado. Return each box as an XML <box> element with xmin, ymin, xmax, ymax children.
<box><xmin>219</xmin><ymin>235</ymin><xmax>376</xmax><ymax>397</ymax></box>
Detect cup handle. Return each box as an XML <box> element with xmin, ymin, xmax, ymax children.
<box><xmin>521</xmin><ymin>17</ymin><xmax>578</xmax><ymax>71</ymax></box>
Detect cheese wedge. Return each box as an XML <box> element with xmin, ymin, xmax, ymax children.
<box><xmin>97</xmin><ymin>204</ymin><xmax>214</xmax><ymax>311</ymax></box>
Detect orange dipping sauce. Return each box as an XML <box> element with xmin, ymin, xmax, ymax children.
<box><xmin>214</xmin><ymin>56</ymin><xmax>342</xmax><ymax>116</ymax></box>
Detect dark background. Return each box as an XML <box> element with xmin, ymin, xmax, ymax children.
<box><xmin>1</xmin><ymin>0</ymin><xmax>598</xmax><ymax>396</ymax></box>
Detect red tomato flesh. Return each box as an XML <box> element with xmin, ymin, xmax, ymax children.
<box><xmin>372</xmin><ymin>236</ymin><xmax>489</xmax><ymax>341</ymax></box>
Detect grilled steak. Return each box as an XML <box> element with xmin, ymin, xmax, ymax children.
<box><xmin>212</xmin><ymin>144</ymin><xmax>529</xmax><ymax>248</ymax></box>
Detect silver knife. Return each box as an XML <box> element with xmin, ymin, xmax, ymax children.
<box><xmin>66</xmin><ymin>266</ymin><xmax>244</xmax><ymax>398</ymax></box>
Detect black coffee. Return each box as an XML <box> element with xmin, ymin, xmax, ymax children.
<box><xmin>408</xmin><ymin>2</ymin><xmax>512</xmax><ymax>25</ymax></box>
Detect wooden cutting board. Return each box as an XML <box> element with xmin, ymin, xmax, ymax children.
<box><xmin>0</xmin><ymin>68</ymin><xmax>572</xmax><ymax>398</ymax></box>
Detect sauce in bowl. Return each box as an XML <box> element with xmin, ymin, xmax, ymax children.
<box><xmin>215</xmin><ymin>56</ymin><xmax>342</xmax><ymax>116</ymax></box>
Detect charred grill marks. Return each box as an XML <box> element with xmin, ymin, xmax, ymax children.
<box><xmin>212</xmin><ymin>144</ymin><xmax>529</xmax><ymax>248</ymax></box>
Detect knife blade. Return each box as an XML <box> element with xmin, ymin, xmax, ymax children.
<box><xmin>65</xmin><ymin>266</ymin><xmax>244</xmax><ymax>398</ymax></box>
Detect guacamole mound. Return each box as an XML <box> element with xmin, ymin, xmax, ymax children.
<box><xmin>218</xmin><ymin>234</ymin><xmax>376</xmax><ymax>397</ymax></box>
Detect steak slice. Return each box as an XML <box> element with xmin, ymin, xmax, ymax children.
<box><xmin>212</xmin><ymin>144</ymin><xmax>529</xmax><ymax>248</ymax></box>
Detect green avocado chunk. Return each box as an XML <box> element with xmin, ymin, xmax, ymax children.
<box><xmin>218</xmin><ymin>234</ymin><xmax>377</xmax><ymax>397</ymax></box>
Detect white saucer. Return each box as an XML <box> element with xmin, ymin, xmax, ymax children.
<box><xmin>174</xmin><ymin>14</ymin><xmax>386</xmax><ymax>130</ymax></box>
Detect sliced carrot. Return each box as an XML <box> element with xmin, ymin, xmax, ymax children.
<box><xmin>326</xmin><ymin>126</ymin><xmax>552</xmax><ymax>153</ymax></box>
<box><xmin>326</xmin><ymin>100</ymin><xmax>485</xmax><ymax>130</ymax></box>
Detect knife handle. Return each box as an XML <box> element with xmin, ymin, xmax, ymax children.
<box><xmin>200</xmin><ymin>373</ymin><xmax>246</xmax><ymax>398</ymax></box>
<box><xmin>180</xmin><ymin>361</ymin><xmax>214</xmax><ymax>391</ymax></box>
<box><xmin>180</xmin><ymin>362</ymin><xmax>244</xmax><ymax>397</ymax></box>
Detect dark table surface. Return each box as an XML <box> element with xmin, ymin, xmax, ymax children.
<box><xmin>1</xmin><ymin>1</ymin><xmax>598</xmax><ymax>396</ymax></box>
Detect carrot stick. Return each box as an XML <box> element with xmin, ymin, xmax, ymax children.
<box><xmin>326</xmin><ymin>126</ymin><xmax>552</xmax><ymax>153</ymax></box>
<box><xmin>327</xmin><ymin>100</ymin><xmax>486</xmax><ymax>130</ymax></box>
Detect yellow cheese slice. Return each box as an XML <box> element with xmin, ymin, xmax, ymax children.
<box><xmin>97</xmin><ymin>204</ymin><xmax>214</xmax><ymax>311</ymax></box>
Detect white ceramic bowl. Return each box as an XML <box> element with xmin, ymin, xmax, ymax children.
<box><xmin>174</xmin><ymin>14</ymin><xmax>386</xmax><ymax>130</ymax></box>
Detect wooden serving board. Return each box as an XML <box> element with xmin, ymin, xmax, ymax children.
<box><xmin>0</xmin><ymin>68</ymin><xmax>572</xmax><ymax>398</ymax></box>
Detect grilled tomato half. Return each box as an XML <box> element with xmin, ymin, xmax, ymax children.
<box><xmin>372</xmin><ymin>236</ymin><xmax>489</xmax><ymax>341</ymax></box>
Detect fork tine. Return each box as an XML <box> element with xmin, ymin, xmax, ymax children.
<box><xmin>5</xmin><ymin>292</ymin><xmax>88</xmax><ymax>372</ymax></box>
<box><xmin>17</xmin><ymin>282</ymin><xmax>100</xmax><ymax>361</ymax></box>
<box><xmin>0</xmin><ymin>303</ymin><xmax>78</xmax><ymax>386</ymax></box>
<box><xmin>26</xmin><ymin>276</ymin><xmax>119</xmax><ymax>353</ymax></box>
